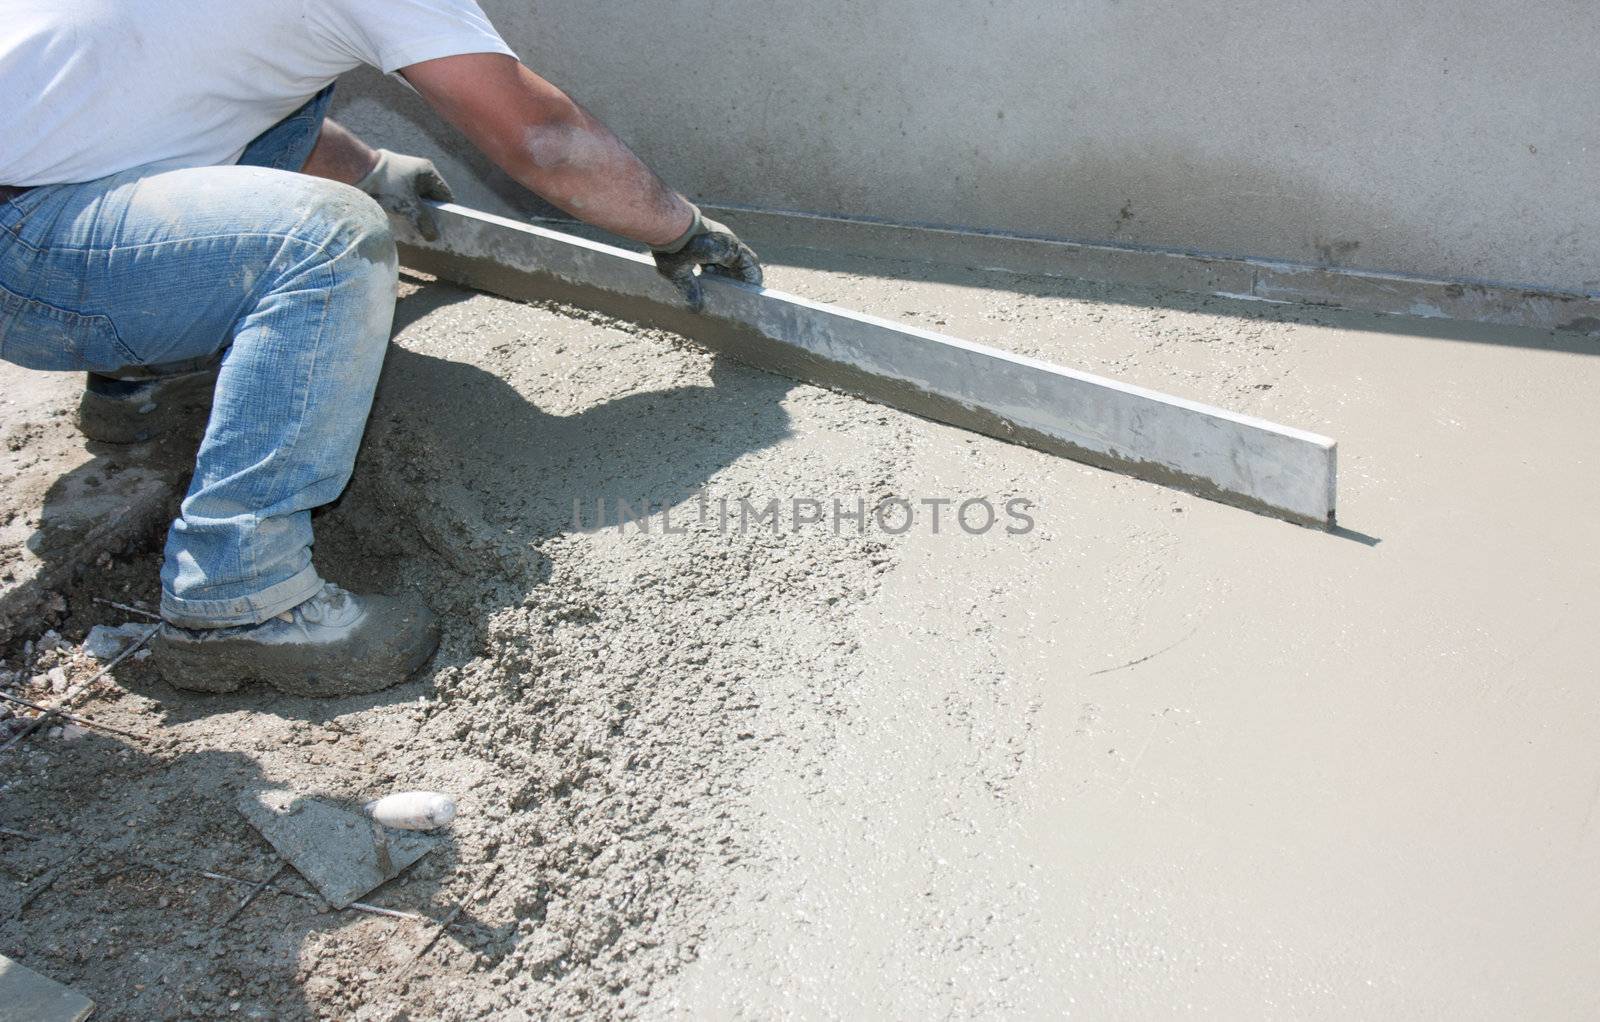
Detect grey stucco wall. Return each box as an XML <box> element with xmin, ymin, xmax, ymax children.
<box><xmin>333</xmin><ymin>0</ymin><xmax>1600</xmax><ymax>293</ymax></box>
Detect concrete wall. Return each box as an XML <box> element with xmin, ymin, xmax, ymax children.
<box><xmin>333</xmin><ymin>0</ymin><xmax>1600</xmax><ymax>293</ymax></box>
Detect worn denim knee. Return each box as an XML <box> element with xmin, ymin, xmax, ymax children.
<box><xmin>1</xmin><ymin>163</ymin><xmax>401</xmax><ymax>627</ymax></box>
<box><xmin>158</xmin><ymin>176</ymin><xmax>399</xmax><ymax>627</ymax></box>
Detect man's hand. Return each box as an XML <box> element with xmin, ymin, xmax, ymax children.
<box><xmin>652</xmin><ymin>207</ymin><xmax>763</xmax><ymax>312</ymax></box>
<box><xmin>356</xmin><ymin>149</ymin><xmax>454</xmax><ymax>241</ymax></box>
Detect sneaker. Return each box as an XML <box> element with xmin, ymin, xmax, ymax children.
<box><xmin>150</xmin><ymin>583</ymin><xmax>441</xmax><ymax>697</ymax></box>
<box><xmin>77</xmin><ymin>363</ymin><xmax>218</xmax><ymax>444</ymax></box>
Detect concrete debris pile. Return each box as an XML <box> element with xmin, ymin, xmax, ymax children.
<box><xmin>287</xmin><ymin>286</ymin><xmax>917</xmax><ymax>1014</ymax></box>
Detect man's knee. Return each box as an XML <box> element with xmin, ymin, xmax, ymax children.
<box><xmin>299</xmin><ymin>184</ymin><xmax>399</xmax><ymax>354</ymax></box>
<box><xmin>254</xmin><ymin>177</ymin><xmax>397</xmax><ymax>355</ymax></box>
<box><xmin>305</xmin><ymin>180</ymin><xmax>397</xmax><ymax>273</ymax></box>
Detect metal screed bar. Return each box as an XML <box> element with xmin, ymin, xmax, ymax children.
<box><xmin>395</xmin><ymin>203</ymin><xmax>1337</xmax><ymax>527</ymax></box>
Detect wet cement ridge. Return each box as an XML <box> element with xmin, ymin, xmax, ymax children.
<box><xmin>396</xmin><ymin>203</ymin><xmax>1338</xmax><ymax>528</ymax></box>
<box><xmin>696</xmin><ymin>205</ymin><xmax>1600</xmax><ymax>335</ymax></box>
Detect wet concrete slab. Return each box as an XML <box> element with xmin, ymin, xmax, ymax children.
<box><xmin>660</xmin><ymin>250</ymin><xmax>1600</xmax><ymax>1018</ymax></box>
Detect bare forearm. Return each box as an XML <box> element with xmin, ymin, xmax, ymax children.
<box><xmin>401</xmin><ymin>54</ymin><xmax>693</xmax><ymax>247</ymax></box>
<box><xmin>302</xmin><ymin>119</ymin><xmax>380</xmax><ymax>185</ymax></box>
<box><xmin>498</xmin><ymin>101</ymin><xmax>694</xmax><ymax>247</ymax></box>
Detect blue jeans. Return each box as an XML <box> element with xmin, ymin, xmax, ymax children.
<box><xmin>0</xmin><ymin>87</ymin><xmax>400</xmax><ymax>627</ymax></box>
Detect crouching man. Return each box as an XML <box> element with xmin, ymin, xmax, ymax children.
<box><xmin>0</xmin><ymin>1</ymin><xmax>760</xmax><ymax>696</ymax></box>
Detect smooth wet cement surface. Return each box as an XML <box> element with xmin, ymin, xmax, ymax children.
<box><xmin>655</xmin><ymin>252</ymin><xmax>1600</xmax><ymax>1017</ymax></box>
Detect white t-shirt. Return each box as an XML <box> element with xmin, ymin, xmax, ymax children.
<box><xmin>0</xmin><ymin>0</ymin><xmax>515</xmax><ymax>186</ymax></box>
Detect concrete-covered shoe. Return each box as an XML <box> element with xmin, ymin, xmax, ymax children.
<box><xmin>77</xmin><ymin>364</ymin><xmax>218</xmax><ymax>444</ymax></box>
<box><xmin>150</xmin><ymin>583</ymin><xmax>441</xmax><ymax>697</ymax></box>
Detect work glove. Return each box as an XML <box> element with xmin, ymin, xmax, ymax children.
<box><xmin>356</xmin><ymin>149</ymin><xmax>453</xmax><ymax>241</ymax></box>
<box><xmin>652</xmin><ymin>205</ymin><xmax>763</xmax><ymax>312</ymax></box>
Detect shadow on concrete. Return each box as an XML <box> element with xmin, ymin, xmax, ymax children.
<box><xmin>0</xmin><ymin>731</ymin><xmax>481</xmax><ymax>1021</ymax></box>
<box><xmin>6</xmin><ymin>273</ymin><xmax>796</xmax><ymax>1012</ymax></box>
<box><xmin>119</xmin><ymin>274</ymin><xmax>795</xmax><ymax>727</ymax></box>
<box><xmin>0</xmin><ymin>365</ymin><xmax>201</xmax><ymax>646</ymax></box>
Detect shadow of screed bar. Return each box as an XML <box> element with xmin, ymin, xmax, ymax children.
<box><xmin>394</xmin><ymin>202</ymin><xmax>1338</xmax><ymax>529</ymax></box>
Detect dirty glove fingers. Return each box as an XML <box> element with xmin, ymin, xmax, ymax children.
<box><xmin>684</xmin><ymin>230</ymin><xmax>763</xmax><ymax>287</ymax></box>
<box><xmin>692</xmin><ymin>217</ymin><xmax>763</xmax><ymax>286</ymax></box>
<box><xmin>655</xmin><ymin>255</ymin><xmax>705</xmax><ymax>312</ymax></box>
<box><xmin>416</xmin><ymin>165</ymin><xmax>454</xmax><ymax>203</ymax></box>
<box><xmin>410</xmin><ymin>198</ymin><xmax>441</xmax><ymax>242</ymax></box>
<box><xmin>406</xmin><ymin>162</ymin><xmax>449</xmax><ymax>240</ymax></box>
<box><xmin>730</xmin><ymin>240</ymin><xmax>762</xmax><ymax>285</ymax></box>
<box><xmin>651</xmin><ymin>209</ymin><xmax>761</xmax><ymax>310</ymax></box>
<box><xmin>672</xmin><ymin>266</ymin><xmax>705</xmax><ymax>312</ymax></box>
<box><xmin>701</xmin><ymin>238</ymin><xmax>763</xmax><ymax>286</ymax></box>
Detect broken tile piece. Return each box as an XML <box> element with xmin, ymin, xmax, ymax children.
<box><xmin>82</xmin><ymin>622</ymin><xmax>151</xmax><ymax>661</ymax></box>
<box><xmin>0</xmin><ymin>953</ymin><xmax>95</xmax><ymax>1022</ymax></box>
<box><xmin>238</xmin><ymin>789</ymin><xmax>439</xmax><ymax>910</ymax></box>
